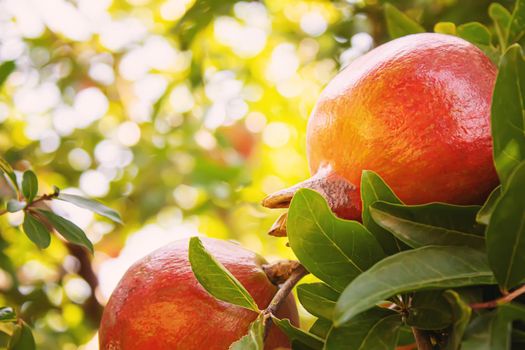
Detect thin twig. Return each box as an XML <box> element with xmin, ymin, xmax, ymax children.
<box><xmin>412</xmin><ymin>327</ymin><xmax>433</xmax><ymax>350</ymax></box>
<box><xmin>470</xmin><ymin>284</ymin><xmax>525</xmax><ymax>310</ymax></box>
<box><xmin>263</xmin><ymin>262</ymin><xmax>309</xmax><ymax>339</ymax></box>
<box><xmin>28</xmin><ymin>192</ymin><xmax>58</xmax><ymax>207</ymax></box>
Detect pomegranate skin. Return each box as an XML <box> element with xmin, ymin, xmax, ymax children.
<box><xmin>306</xmin><ymin>33</ymin><xmax>499</xmax><ymax>220</ymax></box>
<box><xmin>99</xmin><ymin>237</ymin><xmax>298</xmax><ymax>350</ymax></box>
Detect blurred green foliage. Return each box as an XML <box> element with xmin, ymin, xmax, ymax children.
<box><xmin>0</xmin><ymin>0</ymin><xmax>516</xmax><ymax>348</ymax></box>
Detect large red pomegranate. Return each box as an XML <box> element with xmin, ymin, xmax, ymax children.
<box><xmin>263</xmin><ymin>33</ymin><xmax>498</xmax><ymax>234</ymax></box>
<box><xmin>99</xmin><ymin>237</ymin><xmax>298</xmax><ymax>350</ymax></box>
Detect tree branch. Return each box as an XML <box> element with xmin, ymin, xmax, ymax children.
<box><xmin>262</xmin><ymin>262</ymin><xmax>309</xmax><ymax>339</ymax></box>
<box><xmin>470</xmin><ymin>283</ymin><xmax>525</xmax><ymax>310</ymax></box>
<box><xmin>412</xmin><ymin>328</ymin><xmax>434</xmax><ymax>350</ymax></box>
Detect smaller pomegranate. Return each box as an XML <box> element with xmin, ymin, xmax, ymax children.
<box><xmin>99</xmin><ymin>237</ymin><xmax>298</xmax><ymax>350</ymax></box>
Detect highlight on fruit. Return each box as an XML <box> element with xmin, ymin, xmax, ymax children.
<box><xmin>1</xmin><ymin>1</ymin><xmax>525</xmax><ymax>350</ymax></box>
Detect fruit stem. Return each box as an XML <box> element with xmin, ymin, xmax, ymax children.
<box><xmin>412</xmin><ymin>328</ymin><xmax>434</xmax><ymax>350</ymax></box>
<box><xmin>262</xmin><ymin>262</ymin><xmax>309</xmax><ymax>339</ymax></box>
<box><xmin>262</xmin><ymin>166</ymin><xmax>358</xmax><ymax>236</ymax></box>
<box><xmin>470</xmin><ymin>283</ymin><xmax>525</xmax><ymax>310</ymax></box>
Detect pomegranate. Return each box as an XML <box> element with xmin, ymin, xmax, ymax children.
<box><xmin>263</xmin><ymin>33</ymin><xmax>498</xmax><ymax>235</ymax></box>
<box><xmin>99</xmin><ymin>237</ymin><xmax>298</xmax><ymax>350</ymax></box>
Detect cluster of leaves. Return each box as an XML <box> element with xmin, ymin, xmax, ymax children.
<box><xmin>188</xmin><ymin>1</ymin><xmax>525</xmax><ymax>349</ymax></box>
<box><xmin>0</xmin><ymin>157</ymin><xmax>121</xmax><ymax>347</ymax></box>
<box><xmin>0</xmin><ymin>157</ymin><xmax>121</xmax><ymax>252</ymax></box>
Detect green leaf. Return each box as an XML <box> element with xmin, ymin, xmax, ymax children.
<box><xmin>0</xmin><ymin>307</ymin><xmax>16</xmax><ymax>323</ymax></box>
<box><xmin>309</xmin><ymin>319</ymin><xmax>332</xmax><ymax>339</ymax></box>
<box><xmin>229</xmin><ymin>315</ymin><xmax>264</xmax><ymax>350</ymax></box>
<box><xmin>8</xmin><ymin>322</ymin><xmax>35</xmax><ymax>350</ymax></box>
<box><xmin>457</xmin><ymin>22</ymin><xmax>492</xmax><ymax>46</ymax></box>
<box><xmin>384</xmin><ymin>3</ymin><xmax>424</xmax><ymax>39</ymax></box>
<box><xmin>406</xmin><ymin>291</ymin><xmax>452</xmax><ymax>330</ymax></box>
<box><xmin>325</xmin><ymin>308</ymin><xmax>402</xmax><ymax>350</ymax></box>
<box><xmin>22</xmin><ymin>213</ymin><xmax>51</xmax><ymax>249</ymax></box>
<box><xmin>444</xmin><ymin>290</ymin><xmax>472</xmax><ymax>350</ymax></box>
<box><xmin>6</xmin><ymin>200</ymin><xmax>25</xmax><ymax>213</ymax></box>
<box><xmin>297</xmin><ymin>283</ymin><xmax>339</xmax><ymax>320</ymax></box>
<box><xmin>334</xmin><ymin>246</ymin><xmax>496</xmax><ymax>325</ymax></box>
<box><xmin>37</xmin><ymin>210</ymin><xmax>93</xmax><ymax>253</ymax></box>
<box><xmin>0</xmin><ymin>157</ymin><xmax>19</xmax><ymax>194</ymax></box>
<box><xmin>188</xmin><ymin>236</ymin><xmax>259</xmax><ymax>312</ymax></box>
<box><xmin>476</xmin><ymin>185</ymin><xmax>502</xmax><ymax>226</ymax></box>
<box><xmin>361</xmin><ymin>170</ymin><xmax>405</xmax><ymax>255</ymax></box>
<box><xmin>461</xmin><ymin>303</ymin><xmax>525</xmax><ymax>350</ymax></box>
<box><xmin>0</xmin><ymin>61</ymin><xmax>15</xmax><ymax>87</ymax></box>
<box><xmin>490</xmin><ymin>3</ymin><xmax>512</xmax><ymax>49</ymax></box>
<box><xmin>272</xmin><ymin>317</ymin><xmax>324</xmax><ymax>350</ymax></box>
<box><xmin>434</xmin><ymin>22</ymin><xmax>456</xmax><ymax>35</ymax></box>
<box><xmin>369</xmin><ymin>201</ymin><xmax>485</xmax><ymax>250</ymax></box>
<box><xmin>507</xmin><ymin>0</ymin><xmax>525</xmax><ymax>46</ymax></box>
<box><xmin>21</xmin><ymin>171</ymin><xmax>38</xmax><ymax>203</ymax></box>
<box><xmin>397</xmin><ymin>326</ymin><xmax>416</xmax><ymax>347</ymax></box>
<box><xmin>58</xmin><ymin>193</ymin><xmax>122</xmax><ymax>224</ymax></box>
<box><xmin>499</xmin><ymin>302</ymin><xmax>525</xmax><ymax>321</ymax></box>
<box><xmin>174</xmin><ymin>0</ymin><xmax>237</xmax><ymax>49</ymax></box>
<box><xmin>486</xmin><ymin>161</ymin><xmax>525</xmax><ymax>290</ymax></box>
<box><xmin>287</xmin><ymin>189</ymin><xmax>385</xmax><ymax>292</ymax></box>
<box><xmin>461</xmin><ymin>312</ymin><xmax>510</xmax><ymax>350</ymax></box>
<box><xmin>491</xmin><ymin>44</ymin><xmax>525</xmax><ymax>185</ymax></box>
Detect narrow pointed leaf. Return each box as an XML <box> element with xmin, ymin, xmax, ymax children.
<box><xmin>491</xmin><ymin>44</ymin><xmax>525</xmax><ymax>185</ymax></box>
<box><xmin>37</xmin><ymin>210</ymin><xmax>93</xmax><ymax>253</ymax></box>
<box><xmin>507</xmin><ymin>0</ymin><xmax>525</xmax><ymax>45</ymax></box>
<box><xmin>58</xmin><ymin>193</ymin><xmax>122</xmax><ymax>224</ymax></box>
<box><xmin>272</xmin><ymin>317</ymin><xmax>324</xmax><ymax>350</ymax></box>
<box><xmin>0</xmin><ymin>157</ymin><xmax>19</xmax><ymax>193</ymax></box>
<box><xmin>297</xmin><ymin>283</ymin><xmax>339</xmax><ymax>320</ymax></box>
<box><xmin>361</xmin><ymin>170</ymin><xmax>405</xmax><ymax>255</ymax></box>
<box><xmin>288</xmin><ymin>189</ymin><xmax>385</xmax><ymax>292</ymax></box>
<box><xmin>22</xmin><ymin>213</ymin><xmax>51</xmax><ymax>249</ymax></box>
<box><xmin>384</xmin><ymin>3</ymin><xmax>424</xmax><ymax>39</ymax></box>
<box><xmin>476</xmin><ymin>185</ymin><xmax>502</xmax><ymax>226</ymax></box>
<box><xmin>334</xmin><ymin>246</ymin><xmax>496</xmax><ymax>325</ymax></box>
<box><xmin>22</xmin><ymin>171</ymin><xmax>38</xmax><ymax>203</ymax></box>
<box><xmin>490</xmin><ymin>3</ymin><xmax>511</xmax><ymax>49</ymax></box>
<box><xmin>369</xmin><ymin>201</ymin><xmax>485</xmax><ymax>250</ymax></box>
<box><xmin>229</xmin><ymin>315</ymin><xmax>264</xmax><ymax>350</ymax></box>
<box><xmin>325</xmin><ymin>308</ymin><xmax>402</xmax><ymax>350</ymax></box>
<box><xmin>486</xmin><ymin>161</ymin><xmax>525</xmax><ymax>290</ymax></box>
<box><xmin>189</xmin><ymin>236</ymin><xmax>259</xmax><ymax>312</ymax></box>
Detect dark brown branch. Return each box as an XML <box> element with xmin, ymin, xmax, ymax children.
<box><xmin>263</xmin><ymin>262</ymin><xmax>309</xmax><ymax>339</ymax></box>
<box><xmin>470</xmin><ymin>284</ymin><xmax>525</xmax><ymax>310</ymax></box>
<box><xmin>67</xmin><ymin>243</ymin><xmax>103</xmax><ymax>325</ymax></box>
<box><xmin>412</xmin><ymin>328</ymin><xmax>434</xmax><ymax>350</ymax></box>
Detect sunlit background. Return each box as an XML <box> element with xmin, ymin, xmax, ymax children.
<box><xmin>0</xmin><ymin>0</ymin><xmax>505</xmax><ymax>348</ymax></box>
